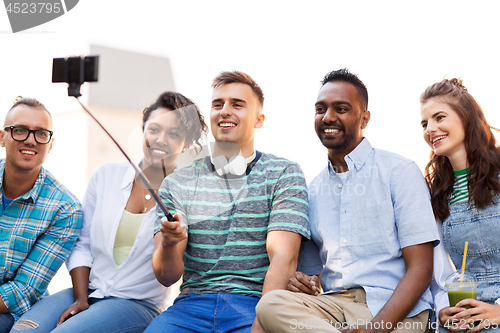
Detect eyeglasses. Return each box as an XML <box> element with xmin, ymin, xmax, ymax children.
<box><xmin>3</xmin><ymin>126</ymin><xmax>53</xmax><ymax>144</ymax></box>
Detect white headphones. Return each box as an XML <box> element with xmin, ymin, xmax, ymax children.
<box><xmin>211</xmin><ymin>152</ymin><xmax>256</xmax><ymax>176</ymax></box>
<box><xmin>207</xmin><ymin>142</ymin><xmax>256</xmax><ymax>176</ymax></box>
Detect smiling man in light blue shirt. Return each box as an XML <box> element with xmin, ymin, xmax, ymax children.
<box><xmin>256</xmin><ymin>69</ymin><xmax>440</xmax><ymax>333</ymax></box>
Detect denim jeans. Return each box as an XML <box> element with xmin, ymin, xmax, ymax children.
<box><xmin>0</xmin><ymin>314</ymin><xmax>14</xmax><ymax>333</ymax></box>
<box><xmin>10</xmin><ymin>288</ymin><xmax>162</xmax><ymax>333</ymax></box>
<box><xmin>144</xmin><ymin>293</ymin><xmax>260</xmax><ymax>333</ymax></box>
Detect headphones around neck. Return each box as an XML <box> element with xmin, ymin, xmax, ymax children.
<box><xmin>211</xmin><ymin>151</ymin><xmax>256</xmax><ymax>176</ymax></box>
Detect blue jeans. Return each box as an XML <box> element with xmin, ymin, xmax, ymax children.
<box><xmin>0</xmin><ymin>314</ymin><xmax>14</xmax><ymax>333</ymax></box>
<box><xmin>144</xmin><ymin>293</ymin><xmax>260</xmax><ymax>333</ymax></box>
<box><xmin>10</xmin><ymin>288</ymin><xmax>162</xmax><ymax>333</ymax></box>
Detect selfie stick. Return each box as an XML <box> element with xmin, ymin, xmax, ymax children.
<box><xmin>53</xmin><ymin>55</ymin><xmax>174</xmax><ymax>221</ymax></box>
<box><xmin>74</xmin><ymin>98</ymin><xmax>175</xmax><ymax>221</ymax></box>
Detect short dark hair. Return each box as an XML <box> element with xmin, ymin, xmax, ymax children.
<box><xmin>142</xmin><ymin>91</ymin><xmax>208</xmax><ymax>151</ymax></box>
<box><xmin>321</xmin><ymin>68</ymin><xmax>368</xmax><ymax>110</ymax></box>
<box><xmin>212</xmin><ymin>71</ymin><xmax>264</xmax><ymax>108</ymax></box>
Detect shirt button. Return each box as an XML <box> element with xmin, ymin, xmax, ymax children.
<box><xmin>346</xmin><ymin>270</ymin><xmax>350</xmax><ymax>274</ymax></box>
<box><xmin>357</xmin><ymin>164</ymin><xmax>361</xmax><ymax>168</ymax></box>
<box><xmin>338</xmin><ymin>184</ymin><xmax>342</xmax><ymax>188</ymax></box>
<box><xmin>343</xmin><ymin>239</ymin><xmax>347</xmax><ymax>243</ymax></box>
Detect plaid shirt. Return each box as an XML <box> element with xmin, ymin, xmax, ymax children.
<box><xmin>0</xmin><ymin>159</ymin><xmax>82</xmax><ymax>320</ymax></box>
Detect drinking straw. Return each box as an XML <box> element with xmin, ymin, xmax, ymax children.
<box><xmin>459</xmin><ymin>241</ymin><xmax>469</xmax><ymax>291</ymax></box>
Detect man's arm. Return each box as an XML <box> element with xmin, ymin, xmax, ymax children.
<box><xmin>251</xmin><ymin>161</ymin><xmax>310</xmax><ymax>332</ymax></box>
<box><xmin>288</xmin><ymin>238</ymin><xmax>324</xmax><ymax>295</ymax></box>
<box><xmin>263</xmin><ymin>230</ymin><xmax>302</xmax><ymax>294</ymax></box>
<box><xmin>251</xmin><ymin>230</ymin><xmax>303</xmax><ymax>333</ymax></box>
<box><xmin>341</xmin><ymin>242</ymin><xmax>434</xmax><ymax>333</ymax></box>
<box><xmin>152</xmin><ymin>214</ymin><xmax>187</xmax><ymax>287</ymax></box>
<box><xmin>261</xmin><ymin>161</ymin><xmax>310</xmax><ymax>294</ymax></box>
<box><xmin>0</xmin><ymin>201</ymin><xmax>82</xmax><ymax>319</ymax></box>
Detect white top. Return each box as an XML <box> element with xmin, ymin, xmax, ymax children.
<box><xmin>431</xmin><ymin>220</ymin><xmax>454</xmax><ymax>314</ymax></box>
<box><xmin>66</xmin><ymin>161</ymin><xmax>171</xmax><ymax>309</ymax></box>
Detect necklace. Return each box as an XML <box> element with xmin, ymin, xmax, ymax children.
<box><xmin>141</xmin><ymin>186</ymin><xmax>157</xmax><ymax>213</ymax></box>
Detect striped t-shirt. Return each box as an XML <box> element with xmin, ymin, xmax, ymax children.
<box><xmin>154</xmin><ymin>151</ymin><xmax>310</xmax><ymax>296</ymax></box>
<box><xmin>449</xmin><ymin>167</ymin><xmax>469</xmax><ymax>204</ymax></box>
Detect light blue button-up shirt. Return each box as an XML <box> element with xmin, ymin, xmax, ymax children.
<box><xmin>298</xmin><ymin>138</ymin><xmax>439</xmax><ymax>317</ymax></box>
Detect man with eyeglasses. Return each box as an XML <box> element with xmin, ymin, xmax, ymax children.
<box><xmin>0</xmin><ymin>97</ymin><xmax>82</xmax><ymax>332</ymax></box>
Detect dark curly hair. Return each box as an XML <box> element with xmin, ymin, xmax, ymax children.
<box><xmin>142</xmin><ymin>92</ymin><xmax>208</xmax><ymax>152</ymax></box>
<box><xmin>421</xmin><ymin>78</ymin><xmax>500</xmax><ymax>220</ymax></box>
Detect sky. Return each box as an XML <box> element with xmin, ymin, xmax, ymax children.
<box><xmin>1</xmin><ymin>1</ymin><xmax>500</xmax><ymax>189</ymax></box>
<box><xmin>1</xmin><ymin>0</ymin><xmax>499</xmax><ymax>293</ymax></box>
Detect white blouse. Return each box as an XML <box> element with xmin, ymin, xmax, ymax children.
<box><xmin>432</xmin><ymin>220</ymin><xmax>454</xmax><ymax>314</ymax></box>
<box><xmin>66</xmin><ymin>161</ymin><xmax>175</xmax><ymax>309</ymax></box>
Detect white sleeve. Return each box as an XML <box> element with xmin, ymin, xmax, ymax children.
<box><xmin>432</xmin><ymin>220</ymin><xmax>455</xmax><ymax>314</ymax></box>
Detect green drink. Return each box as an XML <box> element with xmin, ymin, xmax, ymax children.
<box><xmin>445</xmin><ymin>273</ymin><xmax>477</xmax><ymax>329</ymax></box>
<box><xmin>445</xmin><ymin>272</ymin><xmax>477</xmax><ymax>309</ymax></box>
<box><xmin>447</xmin><ymin>290</ymin><xmax>477</xmax><ymax>308</ymax></box>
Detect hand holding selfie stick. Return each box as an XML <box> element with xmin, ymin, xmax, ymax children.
<box><xmin>52</xmin><ymin>55</ymin><xmax>175</xmax><ymax>221</ymax></box>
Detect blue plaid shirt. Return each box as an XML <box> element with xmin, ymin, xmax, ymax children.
<box><xmin>0</xmin><ymin>159</ymin><xmax>82</xmax><ymax>320</ymax></box>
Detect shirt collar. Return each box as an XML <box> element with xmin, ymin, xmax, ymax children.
<box><xmin>327</xmin><ymin>138</ymin><xmax>373</xmax><ymax>174</ymax></box>
<box><xmin>0</xmin><ymin>158</ymin><xmax>45</xmax><ymax>203</ymax></box>
<box><xmin>120</xmin><ymin>159</ymin><xmax>141</xmax><ymax>190</ymax></box>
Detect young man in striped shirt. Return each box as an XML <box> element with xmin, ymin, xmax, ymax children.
<box><xmin>148</xmin><ymin>71</ymin><xmax>310</xmax><ymax>333</ymax></box>
<box><xmin>0</xmin><ymin>97</ymin><xmax>82</xmax><ymax>332</ymax></box>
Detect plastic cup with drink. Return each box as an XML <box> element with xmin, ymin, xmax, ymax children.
<box><xmin>445</xmin><ymin>272</ymin><xmax>477</xmax><ymax>308</ymax></box>
<box><xmin>444</xmin><ymin>242</ymin><xmax>477</xmax><ymax>329</ymax></box>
